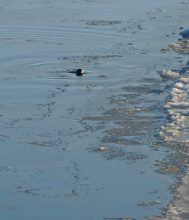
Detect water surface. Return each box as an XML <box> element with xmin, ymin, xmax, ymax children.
<box><xmin>0</xmin><ymin>0</ymin><xmax>189</xmax><ymax>219</ymax></box>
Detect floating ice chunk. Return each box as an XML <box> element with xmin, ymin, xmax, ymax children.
<box><xmin>170</xmin><ymin>43</ymin><xmax>182</xmax><ymax>48</ymax></box>
<box><xmin>159</xmin><ymin>70</ymin><xmax>179</xmax><ymax>78</ymax></box>
<box><xmin>170</xmin><ymin>88</ymin><xmax>183</xmax><ymax>95</ymax></box>
<box><xmin>178</xmin><ymin>110</ymin><xmax>189</xmax><ymax>116</ymax></box>
<box><xmin>160</xmin><ymin>76</ymin><xmax>189</xmax><ymax>143</ymax></box>
<box><xmin>179</xmin><ymin>29</ymin><xmax>189</xmax><ymax>38</ymax></box>
<box><xmin>174</xmin><ymin>82</ymin><xmax>185</xmax><ymax>89</ymax></box>
<box><xmin>180</xmin><ymin>78</ymin><xmax>189</xmax><ymax>84</ymax></box>
<box><xmin>170</xmin><ymin>114</ymin><xmax>185</xmax><ymax>124</ymax></box>
<box><xmin>169</xmin><ymin>96</ymin><xmax>183</xmax><ymax>103</ymax></box>
<box><xmin>170</xmin><ymin>89</ymin><xmax>185</xmax><ymax>102</ymax></box>
<box><xmin>168</xmin><ymin>109</ymin><xmax>189</xmax><ymax>116</ymax></box>
<box><xmin>159</xmin><ymin>131</ymin><xmax>165</xmax><ymax>137</ymax></box>
<box><xmin>175</xmin><ymin>82</ymin><xmax>189</xmax><ymax>90</ymax></box>
<box><xmin>97</xmin><ymin>146</ymin><xmax>108</xmax><ymax>151</ymax></box>
<box><xmin>166</xmin><ymin>102</ymin><xmax>189</xmax><ymax>108</ymax></box>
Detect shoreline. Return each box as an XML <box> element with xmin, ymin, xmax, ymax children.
<box><xmin>0</xmin><ymin>0</ymin><xmax>189</xmax><ymax>219</ymax></box>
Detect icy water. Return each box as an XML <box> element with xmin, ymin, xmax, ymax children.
<box><xmin>0</xmin><ymin>0</ymin><xmax>189</xmax><ymax>219</ymax></box>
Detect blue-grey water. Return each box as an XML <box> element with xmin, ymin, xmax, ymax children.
<box><xmin>0</xmin><ymin>0</ymin><xmax>189</xmax><ymax>219</ymax></box>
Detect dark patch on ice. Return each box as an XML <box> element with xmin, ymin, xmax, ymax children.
<box><xmin>179</xmin><ymin>29</ymin><xmax>189</xmax><ymax>38</ymax></box>
<box><xmin>0</xmin><ymin>203</ymin><xmax>17</xmax><ymax>210</ymax></box>
<box><xmin>103</xmin><ymin>218</ymin><xmax>136</xmax><ymax>220</ymax></box>
<box><xmin>85</xmin><ymin>20</ymin><xmax>121</xmax><ymax>26</ymax></box>
<box><xmin>58</xmin><ymin>54</ymin><xmax>121</xmax><ymax>67</ymax></box>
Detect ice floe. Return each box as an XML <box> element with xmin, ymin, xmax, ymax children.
<box><xmin>160</xmin><ymin>74</ymin><xmax>189</xmax><ymax>143</ymax></box>
<box><xmin>159</xmin><ymin>70</ymin><xmax>179</xmax><ymax>78</ymax></box>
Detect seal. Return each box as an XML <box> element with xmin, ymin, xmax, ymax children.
<box><xmin>68</xmin><ymin>69</ymin><xmax>85</xmax><ymax>76</ymax></box>
<box><xmin>76</xmin><ymin>69</ymin><xmax>84</xmax><ymax>76</ymax></box>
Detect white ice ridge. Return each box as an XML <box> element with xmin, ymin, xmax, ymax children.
<box><xmin>159</xmin><ymin>70</ymin><xmax>179</xmax><ymax>78</ymax></box>
<box><xmin>160</xmin><ymin>77</ymin><xmax>189</xmax><ymax>143</ymax></box>
<box><xmin>165</xmin><ymin>102</ymin><xmax>189</xmax><ymax>108</ymax></box>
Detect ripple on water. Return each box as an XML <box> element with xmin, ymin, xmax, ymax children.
<box><xmin>0</xmin><ymin>24</ymin><xmax>123</xmax><ymax>56</ymax></box>
<box><xmin>0</xmin><ymin>23</ymin><xmax>124</xmax><ymax>77</ymax></box>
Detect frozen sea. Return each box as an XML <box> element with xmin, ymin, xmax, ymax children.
<box><xmin>0</xmin><ymin>0</ymin><xmax>189</xmax><ymax>219</ymax></box>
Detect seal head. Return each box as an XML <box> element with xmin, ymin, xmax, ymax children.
<box><xmin>76</xmin><ymin>69</ymin><xmax>84</xmax><ymax>76</ymax></box>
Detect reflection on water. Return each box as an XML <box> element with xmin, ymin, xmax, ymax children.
<box><xmin>0</xmin><ymin>24</ymin><xmax>123</xmax><ymax>56</ymax></box>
